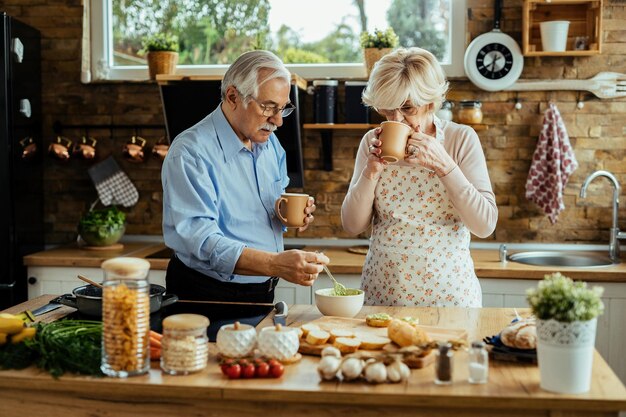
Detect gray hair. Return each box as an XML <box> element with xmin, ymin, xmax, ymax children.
<box><xmin>362</xmin><ymin>47</ymin><xmax>449</xmax><ymax>113</ymax></box>
<box><xmin>221</xmin><ymin>50</ymin><xmax>291</xmax><ymax>102</ymax></box>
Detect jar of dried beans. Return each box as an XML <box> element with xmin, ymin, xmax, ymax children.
<box><xmin>161</xmin><ymin>314</ymin><xmax>210</xmax><ymax>375</ymax></box>
<box><xmin>100</xmin><ymin>257</ymin><xmax>151</xmax><ymax>377</ymax></box>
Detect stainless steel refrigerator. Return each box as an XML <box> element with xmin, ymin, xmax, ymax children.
<box><xmin>0</xmin><ymin>13</ymin><xmax>44</xmax><ymax>309</ymax></box>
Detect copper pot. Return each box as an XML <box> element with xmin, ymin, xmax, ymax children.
<box><xmin>19</xmin><ymin>136</ymin><xmax>37</xmax><ymax>160</ymax></box>
<box><xmin>123</xmin><ymin>136</ymin><xmax>146</xmax><ymax>163</ymax></box>
<box><xmin>48</xmin><ymin>136</ymin><xmax>73</xmax><ymax>161</ymax></box>
<box><xmin>73</xmin><ymin>136</ymin><xmax>97</xmax><ymax>160</ymax></box>
<box><xmin>152</xmin><ymin>137</ymin><xmax>170</xmax><ymax>161</ymax></box>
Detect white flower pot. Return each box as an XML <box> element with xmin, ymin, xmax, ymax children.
<box><xmin>536</xmin><ymin>318</ymin><xmax>597</xmax><ymax>394</ymax></box>
<box><xmin>540</xmin><ymin>21</ymin><xmax>570</xmax><ymax>52</ymax></box>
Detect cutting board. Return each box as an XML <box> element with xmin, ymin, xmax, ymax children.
<box><xmin>297</xmin><ymin>316</ymin><xmax>467</xmax><ymax>368</ymax></box>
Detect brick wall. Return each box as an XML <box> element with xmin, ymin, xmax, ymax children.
<box><xmin>4</xmin><ymin>0</ymin><xmax>625</xmax><ymax>244</ymax></box>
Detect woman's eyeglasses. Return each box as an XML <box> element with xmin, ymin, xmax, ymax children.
<box><xmin>247</xmin><ymin>95</ymin><xmax>296</xmax><ymax>118</ymax></box>
<box><xmin>375</xmin><ymin>105</ymin><xmax>419</xmax><ymax>118</ymax></box>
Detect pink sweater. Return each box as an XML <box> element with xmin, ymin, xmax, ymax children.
<box><xmin>341</xmin><ymin>120</ymin><xmax>497</xmax><ymax>238</ymax></box>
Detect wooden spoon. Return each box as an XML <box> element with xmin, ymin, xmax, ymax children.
<box><xmin>77</xmin><ymin>274</ymin><xmax>103</xmax><ymax>289</ymax></box>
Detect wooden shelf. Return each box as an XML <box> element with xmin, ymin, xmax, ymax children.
<box><xmin>303</xmin><ymin>123</ymin><xmax>377</xmax><ymax>130</ymax></box>
<box><xmin>522</xmin><ymin>0</ymin><xmax>602</xmax><ymax>56</ymax></box>
<box><xmin>157</xmin><ymin>73</ymin><xmax>308</xmax><ymax>90</ymax></box>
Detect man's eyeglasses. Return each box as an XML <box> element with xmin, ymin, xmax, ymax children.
<box><xmin>247</xmin><ymin>95</ymin><xmax>296</xmax><ymax>118</ymax></box>
<box><xmin>375</xmin><ymin>105</ymin><xmax>419</xmax><ymax>118</ymax></box>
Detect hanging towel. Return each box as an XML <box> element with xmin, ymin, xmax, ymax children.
<box><xmin>525</xmin><ymin>103</ymin><xmax>578</xmax><ymax>224</ymax></box>
<box><xmin>88</xmin><ymin>156</ymin><xmax>139</xmax><ymax>207</ymax></box>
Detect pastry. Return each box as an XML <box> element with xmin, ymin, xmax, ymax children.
<box><xmin>366</xmin><ymin>313</ymin><xmax>393</xmax><ymax>328</ymax></box>
<box><xmin>387</xmin><ymin>319</ymin><xmax>430</xmax><ymax>347</ymax></box>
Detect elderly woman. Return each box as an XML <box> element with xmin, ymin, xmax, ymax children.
<box><xmin>341</xmin><ymin>47</ymin><xmax>497</xmax><ymax>307</ymax></box>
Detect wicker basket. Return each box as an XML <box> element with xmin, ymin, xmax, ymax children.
<box><xmin>146</xmin><ymin>51</ymin><xmax>178</xmax><ymax>80</ymax></box>
<box><xmin>363</xmin><ymin>47</ymin><xmax>393</xmax><ymax>77</ymax></box>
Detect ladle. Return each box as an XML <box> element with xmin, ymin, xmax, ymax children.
<box><xmin>77</xmin><ymin>274</ymin><xmax>103</xmax><ymax>289</ymax></box>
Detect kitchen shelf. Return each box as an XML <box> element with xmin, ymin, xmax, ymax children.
<box><xmin>522</xmin><ymin>0</ymin><xmax>602</xmax><ymax>56</ymax></box>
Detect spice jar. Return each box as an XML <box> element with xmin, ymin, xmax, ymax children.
<box><xmin>457</xmin><ymin>100</ymin><xmax>483</xmax><ymax>124</ymax></box>
<box><xmin>100</xmin><ymin>257</ymin><xmax>151</xmax><ymax>377</ymax></box>
<box><xmin>436</xmin><ymin>100</ymin><xmax>453</xmax><ymax>121</ymax></box>
<box><xmin>434</xmin><ymin>342</ymin><xmax>453</xmax><ymax>385</ymax></box>
<box><xmin>161</xmin><ymin>314</ymin><xmax>210</xmax><ymax>375</ymax></box>
<box><xmin>468</xmin><ymin>340</ymin><xmax>489</xmax><ymax>384</ymax></box>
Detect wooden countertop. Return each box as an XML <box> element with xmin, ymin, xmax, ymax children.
<box><xmin>1</xmin><ymin>296</ymin><xmax>625</xmax><ymax>417</ymax></box>
<box><xmin>23</xmin><ymin>242</ymin><xmax>626</xmax><ymax>282</ymax></box>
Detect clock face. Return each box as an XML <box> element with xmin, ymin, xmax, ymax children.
<box><xmin>476</xmin><ymin>43</ymin><xmax>513</xmax><ymax>80</ymax></box>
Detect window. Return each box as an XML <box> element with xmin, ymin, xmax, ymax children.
<box><xmin>89</xmin><ymin>0</ymin><xmax>466</xmax><ymax>81</ymax></box>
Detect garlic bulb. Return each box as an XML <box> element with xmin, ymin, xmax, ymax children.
<box><xmin>386</xmin><ymin>360</ymin><xmax>411</xmax><ymax>383</ymax></box>
<box><xmin>364</xmin><ymin>361</ymin><xmax>387</xmax><ymax>384</ymax></box>
<box><xmin>341</xmin><ymin>357</ymin><xmax>365</xmax><ymax>381</ymax></box>
<box><xmin>321</xmin><ymin>346</ymin><xmax>342</xmax><ymax>358</ymax></box>
<box><xmin>317</xmin><ymin>355</ymin><xmax>341</xmax><ymax>380</ymax></box>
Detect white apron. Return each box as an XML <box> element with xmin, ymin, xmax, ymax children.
<box><xmin>361</xmin><ymin>121</ymin><xmax>482</xmax><ymax>307</ymax></box>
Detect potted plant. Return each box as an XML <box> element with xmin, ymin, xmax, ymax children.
<box><xmin>141</xmin><ymin>33</ymin><xmax>179</xmax><ymax>80</ymax></box>
<box><xmin>526</xmin><ymin>272</ymin><xmax>604</xmax><ymax>394</ymax></box>
<box><xmin>360</xmin><ymin>28</ymin><xmax>399</xmax><ymax>77</ymax></box>
<box><xmin>78</xmin><ymin>206</ymin><xmax>126</xmax><ymax>247</ymax></box>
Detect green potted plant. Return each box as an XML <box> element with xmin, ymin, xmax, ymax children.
<box><xmin>78</xmin><ymin>206</ymin><xmax>126</xmax><ymax>247</ymax></box>
<box><xmin>141</xmin><ymin>33</ymin><xmax>179</xmax><ymax>80</ymax></box>
<box><xmin>359</xmin><ymin>28</ymin><xmax>399</xmax><ymax>76</ymax></box>
<box><xmin>526</xmin><ymin>272</ymin><xmax>604</xmax><ymax>394</ymax></box>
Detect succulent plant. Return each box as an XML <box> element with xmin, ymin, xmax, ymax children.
<box><xmin>141</xmin><ymin>33</ymin><xmax>179</xmax><ymax>53</ymax></box>
<box><xmin>359</xmin><ymin>28</ymin><xmax>399</xmax><ymax>49</ymax></box>
<box><xmin>526</xmin><ymin>272</ymin><xmax>604</xmax><ymax>322</ymax></box>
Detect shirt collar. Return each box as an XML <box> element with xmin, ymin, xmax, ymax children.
<box><xmin>213</xmin><ymin>105</ymin><xmax>270</xmax><ymax>162</ymax></box>
<box><xmin>433</xmin><ymin>114</ymin><xmax>445</xmax><ymax>142</ymax></box>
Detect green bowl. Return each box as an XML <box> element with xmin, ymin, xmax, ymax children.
<box><xmin>79</xmin><ymin>223</ymin><xmax>126</xmax><ymax>246</ymax></box>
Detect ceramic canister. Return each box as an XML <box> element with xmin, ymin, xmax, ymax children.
<box><xmin>215</xmin><ymin>321</ymin><xmax>257</xmax><ymax>358</ymax></box>
<box><xmin>257</xmin><ymin>324</ymin><xmax>300</xmax><ymax>361</ymax></box>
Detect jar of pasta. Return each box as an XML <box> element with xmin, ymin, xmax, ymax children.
<box><xmin>100</xmin><ymin>257</ymin><xmax>151</xmax><ymax>377</ymax></box>
<box><xmin>161</xmin><ymin>314</ymin><xmax>210</xmax><ymax>375</ymax></box>
<box><xmin>457</xmin><ymin>100</ymin><xmax>483</xmax><ymax>124</ymax></box>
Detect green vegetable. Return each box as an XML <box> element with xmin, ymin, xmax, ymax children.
<box><xmin>141</xmin><ymin>33</ymin><xmax>179</xmax><ymax>53</ymax></box>
<box><xmin>0</xmin><ymin>320</ymin><xmax>103</xmax><ymax>378</ymax></box>
<box><xmin>526</xmin><ymin>273</ymin><xmax>604</xmax><ymax>322</ymax></box>
<box><xmin>360</xmin><ymin>28</ymin><xmax>399</xmax><ymax>49</ymax></box>
<box><xmin>78</xmin><ymin>206</ymin><xmax>126</xmax><ymax>246</ymax></box>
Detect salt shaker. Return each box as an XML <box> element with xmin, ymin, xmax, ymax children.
<box><xmin>468</xmin><ymin>340</ymin><xmax>489</xmax><ymax>384</ymax></box>
<box><xmin>434</xmin><ymin>342</ymin><xmax>453</xmax><ymax>385</ymax></box>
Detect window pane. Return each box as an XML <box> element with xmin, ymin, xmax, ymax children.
<box><xmin>111</xmin><ymin>0</ymin><xmax>452</xmax><ymax>67</ymax></box>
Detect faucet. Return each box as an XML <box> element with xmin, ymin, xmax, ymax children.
<box><xmin>580</xmin><ymin>170</ymin><xmax>626</xmax><ymax>262</ymax></box>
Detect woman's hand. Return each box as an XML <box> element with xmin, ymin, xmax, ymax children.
<box><xmin>297</xmin><ymin>197</ymin><xmax>316</xmax><ymax>232</ymax></box>
<box><xmin>405</xmin><ymin>126</ymin><xmax>456</xmax><ymax>177</ymax></box>
<box><xmin>362</xmin><ymin>127</ymin><xmax>386</xmax><ymax>180</ymax></box>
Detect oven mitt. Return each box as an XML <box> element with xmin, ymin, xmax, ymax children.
<box><xmin>88</xmin><ymin>156</ymin><xmax>139</xmax><ymax>207</ymax></box>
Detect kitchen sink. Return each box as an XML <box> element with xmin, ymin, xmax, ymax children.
<box><xmin>507</xmin><ymin>251</ymin><xmax>618</xmax><ymax>268</ymax></box>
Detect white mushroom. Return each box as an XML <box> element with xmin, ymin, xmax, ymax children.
<box><xmin>364</xmin><ymin>361</ymin><xmax>388</xmax><ymax>384</ymax></box>
<box><xmin>386</xmin><ymin>359</ymin><xmax>411</xmax><ymax>383</ymax></box>
<box><xmin>341</xmin><ymin>357</ymin><xmax>365</xmax><ymax>381</ymax></box>
<box><xmin>317</xmin><ymin>355</ymin><xmax>341</xmax><ymax>381</ymax></box>
<box><xmin>321</xmin><ymin>346</ymin><xmax>342</xmax><ymax>358</ymax></box>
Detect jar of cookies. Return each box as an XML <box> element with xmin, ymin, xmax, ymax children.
<box><xmin>161</xmin><ymin>314</ymin><xmax>210</xmax><ymax>375</ymax></box>
<box><xmin>100</xmin><ymin>257</ymin><xmax>151</xmax><ymax>377</ymax></box>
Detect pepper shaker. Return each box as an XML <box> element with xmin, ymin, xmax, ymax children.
<box><xmin>434</xmin><ymin>342</ymin><xmax>453</xmax><ymax>385</ymax></box>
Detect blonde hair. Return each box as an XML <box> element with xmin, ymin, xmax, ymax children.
<box><xmin>221</xmin><ymin>50</ymin><xmax>291</xmax><ymax>101</ymax></box>
<box><xmin>362</xmin><ymin>47</ymin><xmax>449</xmax><ymax>113</ymax></box>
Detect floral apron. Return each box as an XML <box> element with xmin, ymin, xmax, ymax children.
<box><xmin>361</xmin><ymin>121</ymin><xmax>482</xmax><ymax>307</ymax></box>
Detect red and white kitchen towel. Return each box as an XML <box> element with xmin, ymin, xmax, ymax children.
<box><xmin>525</xmin><ymin>103</ymin><xmax>578</xmax><ymax>224</ymax></box>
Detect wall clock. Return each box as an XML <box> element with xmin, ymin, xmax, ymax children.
<box><xmin>463</xmin><ymin>0</ymin><xmax>523</xmax><ymax>92</ymax></box>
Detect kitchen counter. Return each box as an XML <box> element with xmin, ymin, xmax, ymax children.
<box><xmin>0</xmin><ymin>295</ymin><xmax>624</xmax><ymax>417</ymax></box>
<box><xmin>23</xmin><ymin>241</ymin><xmax>626</xmax><ymax>282</ymax></box>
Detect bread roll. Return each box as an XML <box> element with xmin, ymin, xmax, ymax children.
<box><xmin>387</xmin><ymin>319</ymin><xmax>430</xmax><ymax>347</ymax></box>
<box><xmin>366</xmin><ymin>313</ymin><xmax>392</xmax><ymax>328</ymax></box>
<box><xmin>359</xmin><ymin>335</ymin><xmax>391</xmax><ymax>350</ymax></box>
<box><xmin>305</xmin><ymin>329</ymin><xmax>330</xmax><ymax>345</ymax></box>
<box><xmin>333</xmin><ymin>337</ymin><xmax>361</xmax><ymax>354</ymax></box>
<box><xmin>500</xmin><ymin>319</ymin><xmax>537</xmax><ymax>350</ymax></box>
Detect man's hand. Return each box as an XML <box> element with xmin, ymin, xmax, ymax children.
<box><xmin>270</xmin><ymin>250</ymin><xmax>330</xmax><ymax>286</ymax></box>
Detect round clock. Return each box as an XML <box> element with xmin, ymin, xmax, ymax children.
<box><xmin>463</xmin><ymin>0</ymin><xmax>523</xmax><ymax>92</ymax></box>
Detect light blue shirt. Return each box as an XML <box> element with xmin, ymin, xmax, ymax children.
<box><xmin>161</xmin><ymin>105</ymin><xmax>289</xmax><ymax>284</ymax></box>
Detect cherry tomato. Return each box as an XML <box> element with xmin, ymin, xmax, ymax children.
<box><xmin>241</xmin><ymin>363</ymin><xmax>256</xmax><ymax>379</ymax></box>
<box><xmin>255</xmin><ymin>361</ymin><xmax>270</xmax><ymax>378</ymax></box>
<box><xmin>268</xmin><ymin>358</ymin><xmax>281</xmax><ymax>367</ymax></box>
<box><xmin>225</xmin><ymin>363</ymin><xmax>241</xmax><ymax>379</ymax></box>
<box><xmin>220</xmin><ymin>359</ymin><xmax>235</xmax><ymax>375</ymax></box>
<box><xmin>269</xmin><ymin>362</ymin><xmax>284</xmax><ymax>378</ymax></box>
<box><xmin>239</xmin><ymin>359</ymin><xmax>249</xmax><ymax>367</ymax></box>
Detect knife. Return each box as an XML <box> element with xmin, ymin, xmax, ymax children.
<box><xmin>14</xmin><ymin>301</ymin><xmax>63</xmax><ymax>323</ymax></box>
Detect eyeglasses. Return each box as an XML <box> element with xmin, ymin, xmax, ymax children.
<box><xmin>375</xmin><ymin>105</ymin><xmax>420</xmax><ymax>118</ymax></box>
<box><xmin>246</xmin><ymin>95</ymin><xmax>296</xmax><ymax>118</ymax></box>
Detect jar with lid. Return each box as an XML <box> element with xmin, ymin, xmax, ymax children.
<box><xmin>434</xmin><ymin>342</ymin><xmax>453</xmax><ymax>385</ymax></box>
<box><xmin>468</xmin><ymin>340</ymin><xmax>489</xmax><ymax>384</ymax></box>
<box><xmin>435</xmin><ymin>100</ymin><xmax>453</xmax><ymax>121</ymax></box>
<box><xmin>100</xmin><ymin>257</ymin><xmax>151</xmax><ymax>377</ymax></box>
<box><xmin>457</xmin><ymin>100</ymin><xmax>483</xmax><ymax>124</ymax></box>
<box><xmin>161</xmin><ymin>314</ymin><xmax>210</xmax><ymax>375</ymax></box>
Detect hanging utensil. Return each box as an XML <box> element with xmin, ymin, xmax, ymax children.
<box><xmin>503</xmin><ymin>71</ymin><xmax>626</xmax><ymax>99</ymax></box>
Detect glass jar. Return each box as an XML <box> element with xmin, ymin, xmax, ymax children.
<box><xmin>434</xmin><ymin>342</ymin><xmax>453</xmax><ymax>385</ymax></box>
<box><xmin>161</xmin><ymin>314</ymin><xmax>210</xmax><ymax>375</ymax></box>
<box><xmin>468</xmin><ymin>341</ymin><xmax>489</xmax><ymax>384</ymax></box>
<box><xmin>100</xmin><ymin>257</ymin><xmax>151</xmax><ymax>377</ymax></box>
<box><xmin>457</xmin><ymin>100</ymin><xmax>483</xmax><ymax>124</ymax></box>
<box><xmin>436</xmin><ymin>100</ymin><xmax>453</xmax><ymax>121</ymax></box>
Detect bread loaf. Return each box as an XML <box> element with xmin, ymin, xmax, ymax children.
<box><xmin>359</xmin><ymin>335</ymin><xmax>391</xmax><ymax>350</ymax></box>
<box><xmin>333</xmin><ymin>337</ymin><xmax>361</xmax><ymax>354</ymax></box>
<box><xmin>305</xmin><ymin>329</ymin><xmax>330</xmax><ymax>345</ymax></box>
<box><xmin>500</xmin><ymin>319</ymin><xmax>537</xmax><ymax>350</ymax></box>
<box><xmin>387</xmin><ymin>319</ymin><xmax>430</xmax><ymax>347</ymax></box>
<box><xmin>301</xmin><ymin>323</ymin><xmax>320</xmax><ymax>338</ymax></box>
<box><xmin>328</xmin><ymin>328</ymin><xmax>355</xmax><ymax>343</ymax></box>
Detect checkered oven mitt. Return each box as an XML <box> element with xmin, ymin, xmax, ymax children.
<box><xmin>87</xmin><ymin>156</ymin><xmax>139</xmax><ymax>207</ymax></box>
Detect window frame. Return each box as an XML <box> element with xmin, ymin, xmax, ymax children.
<box><xmin>90</xmin><ymin>0</ymin><xmax>467</xmax><ymax>82</ymax></box>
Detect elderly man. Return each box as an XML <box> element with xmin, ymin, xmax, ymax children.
<box><xmin>162</xmin><ymin>50</ymin><xmax>328</xmax><ymax>303</ymax></box>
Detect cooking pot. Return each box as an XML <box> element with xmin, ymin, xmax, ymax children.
<box><xmin>55</xmin><ymin>284</ymin><xmax>178</xmax><ymax>317</ymax></box>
